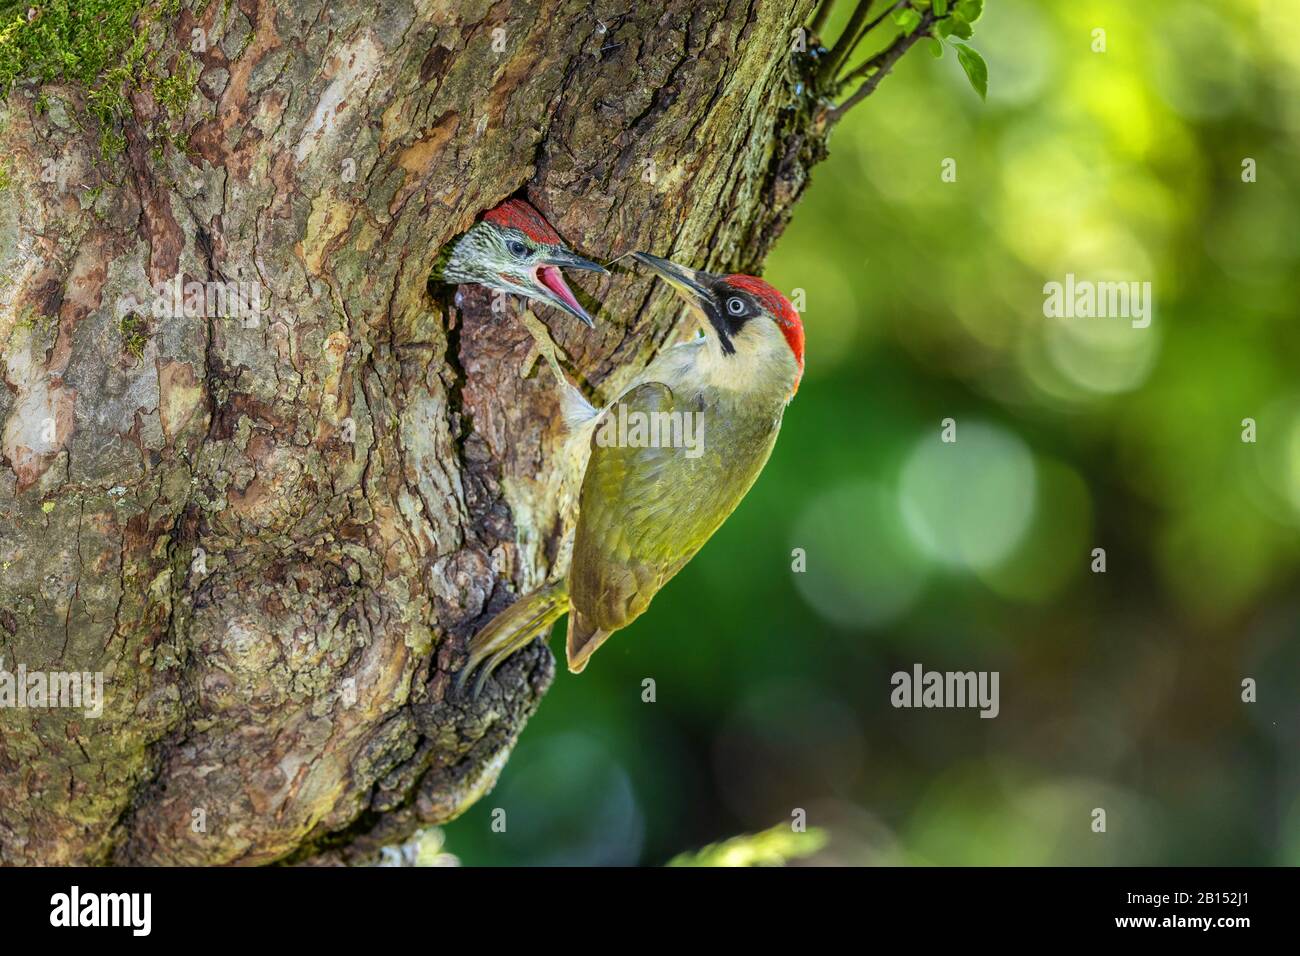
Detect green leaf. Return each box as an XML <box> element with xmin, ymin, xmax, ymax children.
<box><xmin>955</xmin><ymin>0</ymin><xmax>984</xmax><ymax>23</ymax></box>
<box><xmin>933</xmin><ymin>0</ymin><xmax>950</xmax><ymax>14</ymax></box>
<box><xmin>668</xmin><ymin>824</ymin><xmax>830</xmax><ymax>867</ymax></box>
<box><xmin>948</xmin><ymin>16</ymin><xmax>974</xmax><ymax>39</ymax></box>
<box><xmin>893</xmin><ymin>7</ymin><xmax>923</xmax><ymax>35</ymax></box>
<box><xmin>954</xmin><ymin>43</ymin><xmax>987</xmax><ymax>100</ymax></box>
<box><xmin>929</xmin><ymin>37</ymin><xmax>945</xmax><ymax>58</ymax></box>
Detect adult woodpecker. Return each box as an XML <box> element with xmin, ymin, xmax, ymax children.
<box><xmin>459</xmin><ymin>251</ymin><xmax>804</xmax><ymax>694</ymax></box>
<box><xmin>432</xmin><ymin>198</ymin><xmax>606</xmax><ymax>326</ymax></box>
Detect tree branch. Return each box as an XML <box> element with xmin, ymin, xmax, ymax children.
<box><xmin>817</xmin><ymin>0</ymin><xmax>875</xmax><ymax>86</ymax></box>
<box><xmin>831</xmin><ymin>8</ymin><xmax>936</xmax><ymax>117</ymax></box>
<box><xmin>837</xmin><ymin>0</ymin><xmax>910</xmax><ymax>80</ymax></box>
<box><xmin>809</xmin><ymin>0</ymin><xmax>837</xmax><ymax>39</ymax></box>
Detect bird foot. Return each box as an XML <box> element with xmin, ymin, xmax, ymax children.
<box><xmin>517</xmin><ymin>310</ymin><xmax>569</xmax><ymax>386</ymax></box>
<box><xmin>454</xmin><ymin>582</ymin><xmax>568</xmax><ymax>698</ymax></box>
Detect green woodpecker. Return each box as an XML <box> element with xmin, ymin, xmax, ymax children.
<box><xmin>459</xmin><ymin>251</ymin><xmax>804</xmax><ymax>694</ymax></box>
<box><xmin>432</xmin><ymin>199</ymin><xmax>606</xmax><ymax>325</ymax></box>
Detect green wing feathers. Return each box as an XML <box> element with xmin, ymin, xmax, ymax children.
<box><xmin>461</xmin><ymin>382</ymin><xmax>784</xmax><ymax>683</ymax></box>
<box><xmin>569</xmin><ymin>382</ymin><xmax>781</xmax><ymax>642</ymax></box>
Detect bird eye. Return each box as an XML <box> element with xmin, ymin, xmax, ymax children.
<box><xmin>507</xmin><ymin>239</ymin><xmax>530</xmax><ymax>259</ymax></box>
<box><xmin>726</xmin><ymin>296</ymin><xmax>746</xmax><ymax>317</ymax></box>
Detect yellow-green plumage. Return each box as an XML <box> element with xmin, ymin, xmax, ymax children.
<box><xmin>458</xmin><ymin>254</ymin><xmax>802</xmax><ymax>692</ymax></box>
<box><xmin>566</xmin><ymin>380</ymin><xmax>783</xmax><ymax>667</ymax></box>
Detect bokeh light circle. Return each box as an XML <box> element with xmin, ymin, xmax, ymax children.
<box><xmin>790</xmin><ymin>479</ymin><xmax>929</xmax><ymax>629</ymax></box>
<box><xmin>898</xmin><ymin>421</ymin><xmax>1037</xmax><ymax>571</ymax></box>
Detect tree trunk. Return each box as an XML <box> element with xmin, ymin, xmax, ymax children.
<box><xmin>0</xmin><ymin>0</ymin><xmax>826</xmax><ymax>865</ymax></box>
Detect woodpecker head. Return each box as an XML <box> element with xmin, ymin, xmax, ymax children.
<box><xmin>440</xmin><ymin>199</ymin><xmax>606</xmax><ymax>326</ymax></box>
<box><xmin>633</xmin><ymin>252</ymin><xmax>804</xmax><ymax>397</ymax></box>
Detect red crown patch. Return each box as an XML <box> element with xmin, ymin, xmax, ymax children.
<box><xmin>484</xmin><ymin>199</ymin><xmax>563</xmax><ymax>245</ymax></box>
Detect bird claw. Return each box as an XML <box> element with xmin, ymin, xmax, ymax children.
<box><xmin>518</xmin><ymin>310</ymin><xmax>569</xmax><ymax>385</ymax></box>
<box><xmin>454</xmin><ymin>639</ymin><xmax>539</xmax><ymax>700</ymax></box>
<box><xmin>453</xmin><ymin>660</ymin><xmax>492</xmax><ymax>700</ymax></box>
<box><xmin>455</xmin><ymin>582</ymin><xmax>567</xmax><ymax>700</ymax></box>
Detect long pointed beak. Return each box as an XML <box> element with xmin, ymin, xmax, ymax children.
<box><xmin>533</xmin><ymin>248</ymin><xmax>605</xmax><ymax>327</ymax></box>
<box><xmin>631</xmin><ymin>252</ymin><xmax>713</xmax><ymax>311</ymax></box>
<box><xmin>542</xmin><ymin>248</ymin><xmax>608</xmax><ymax>275</ymax></box>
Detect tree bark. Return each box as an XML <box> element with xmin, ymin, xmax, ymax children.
<box><xmin>0</xmin><ymin>0</ymin><xmax>827</xmax><ymax>865</ymax></box>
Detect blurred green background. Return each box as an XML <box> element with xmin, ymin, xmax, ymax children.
<box><xmin>446</xmin><ymin>0</ymin><xmax>1300</xmax><ymax>866</ymax></box>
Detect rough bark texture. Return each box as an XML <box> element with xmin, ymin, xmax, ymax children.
<box><xmin>0</xmin><ymin>0</ymin><xmax>824</xmax><ymax>865</ymax></box>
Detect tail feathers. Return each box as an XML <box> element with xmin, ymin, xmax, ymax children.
<box><xmin>565</xmin><ymin>611</ymin><xmax>613</xmax><ymax>674</ymax></box>
<box><xmin>458</xmin><ymin>582</ymin><xmax>568</xmax><ymax>695</ymax></box>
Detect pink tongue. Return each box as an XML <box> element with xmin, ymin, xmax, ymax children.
<box><xmin>538</xmin><ymin>266</ymin><xmax>585</xmax><ymax>316</ymax></box>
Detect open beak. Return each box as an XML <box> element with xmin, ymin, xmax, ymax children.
<box><xmin>534</xmin><ymin>249</ymin><xmax>607</xmax><ymax>328</ymax></box>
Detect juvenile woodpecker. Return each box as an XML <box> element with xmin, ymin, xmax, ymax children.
<box><xmin>459</xmin><ymin>252</ymin><xmax>804</xmax><ymax>693</ymax></box>
<box><xmin>433</xmin><ymin>199</ymin><xmax>606</xmax><ymax>326</ymax></box>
